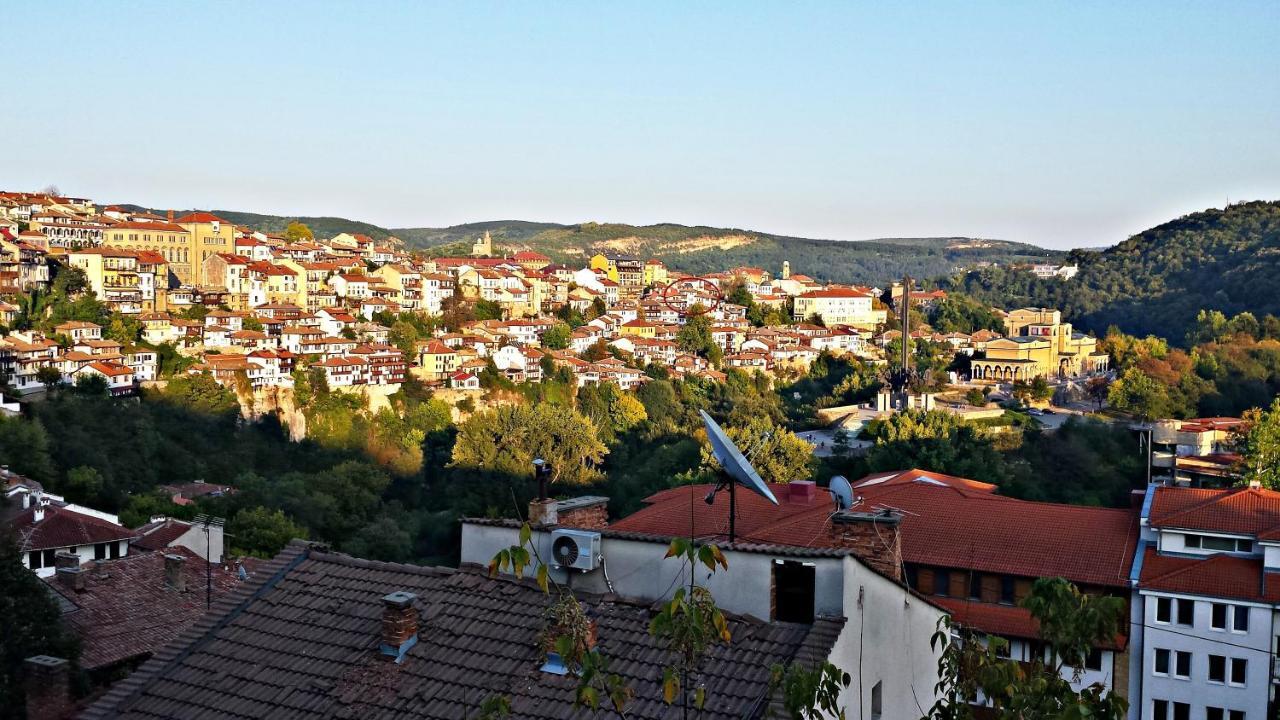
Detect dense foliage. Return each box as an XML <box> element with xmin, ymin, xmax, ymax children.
<box><xmin>944</xmin><ymin>200</ymin><xmax>1280</xmax><ymax>342</ymax></box>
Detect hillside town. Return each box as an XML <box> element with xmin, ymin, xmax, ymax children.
<box><xmin>0</xmin><ymin>191</ymin><xmax>1103</xmax><ymax>403</ymax></box>
<box><xmin>3</xmin><ymin>186</ymin><xmax>1280</xmax><ymax>720</ymax></box>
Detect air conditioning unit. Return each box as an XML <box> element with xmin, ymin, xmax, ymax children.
<box><xmin>550</xmin><ymin>528</ymin><xmax>601</xmax><ymax>572</ymax></box>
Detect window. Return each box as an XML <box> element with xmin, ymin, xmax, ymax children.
<box><xmin>1175</xmin><ymin>651</ymin><xmax>1191</xmax><ymax>679</ymax></box>
<box><xmin>1208</xmin><ymin>709</ymin><xmax>1224</xmax><ymax>720</ymax></box>
<box><xmin>94</xmin><ymin>543</ymin><xmax>107</xmax><ymax>560</ymax></box>
<box><xmin>109</xmin><ymin>542</ymin><xmax>121</xmax><ymax>560</ymax></box>
<box><xmin>935</xmin><ymin>570</ymin><xmax>951</xmax><ymax>597</ymax></box>
<box><xmin>1085</xmin><ymin>648</ymin><xmax>1103</xmax><ymax>672</ymax></box>
<box><xmin>1230</xmin><ymin>658</ymin><xmax>1246</xmax><ymax>685</ymax></box>
<box><xmin>1154</xmin><ymin>649</ymin><xmax>1170</xmax><ymax>675</ymax></box>
<box><xmin>1233</xmin><ymin>607</ymin><xmax>1249</xmax><ymax>632</ymax></box>
<box><xmin>870</xmin><ymin>681</ymin><xmax>882</xmax><ymax>720</ymax></box>
<box><xmin>1156</xmin><ymin>701</ymin><xmax>1189</xmax><ymax>720</ymax></box>
<box><xmin>1177</xmin><ymin>599</ymin><xmax>1194</xmax><ymax>626</ymax></box>
<box><xmin>905</xmin><ymin>566</ymin><xmax>918</xmax><ymax>589</ymax></box>
<box><xmin>1230</xmin><ymin>711</ymin><xmax>1245</xmax><ymax>720</ymax></box>
<box><xmin>772</xmin><ymin>560</ymin><xmax>815</xmax><ymax>624</ymax></box>
<box><xmin>1156</xmin><ymin>597</ymin><xmax>1172</xmax><ymax>623</ymax></box>
<box><xmin>1212</xmin><ymin>603</ymin><xmax>1228</xmax><ymax>630</ymax></box>
<box><xmin>1000</xmin><ymin>576</ymin><xmax>1016</xmax><ymax>605</ymax></box>
<box><xmin>1212</xmin><ymin>604</ymin><xmax>1250</xmax><ymax>632</ymax></box>
<box><xmin>969</xmin><ymin>573</ymin><xmax>982</xmax><ymax>600</ymax></box>
<box><xmin>1185</xmin><ymin>534</ymin><xmax>1253</xmax><ymax>553</ymax></box>
<box><xmin>28</xmin><ymin>551</ymin><xmax>42</xmax><ymax>569</ymax></box>
<box><xmin>1208</xmin><ymin>654</ymin><xmax>1226</xmax><ymax>683</ymax></box>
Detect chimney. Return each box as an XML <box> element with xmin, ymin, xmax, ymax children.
<box><xmin>163</xmin><ymin>553</ymin><xmax>187</xmax><ymax>592</ymax></box>
<box><xmin>554</xmin><ymin>496</ymin><xmax>609</xmax><ymax>530</ymax></box>
<box><xmin>528</xmin><ymin>458</ymin><xmax>557</xmax><ymax>526</ymax></box>
<box><xmin>167</xmin><ymin>209</ymin><xmax>174</xmax><ymax>222</ymax></box>
<box><xmin>829</xmin><ymin>509</ymin><xmax>903</xmax><ymax>582</ymax></box>
<box><xmin>1249</xmin><ymin>479</ymin><xmax>1263</xmax><ymax>490</ymax></box>
<box><xmin>54</xmin><ymin>551</ymin><xmax>79</xmax><ymax>571</ymax></box>
<box><xmin>787</xmin><ymin>480</ymin><xmax>817</xmax><ymax>503</ymax></box>
<box><xmin>379</xmin><ymin>591</ymin><xmax>419</xmax><ymax>663</ymax></box>
<box><xmin>56</xmin><ymin>566</ymin><xmax>86</xmax><ymax>593</ymax></box>
<box><xmin>92</xmin><ymin>559</ymin><xmax>109</xmax><ymax>580</ymax></box>
<box><xmin>23</xmin><ymin>656</ymin><xmax>70</xmax><ymax>720</ymax></box>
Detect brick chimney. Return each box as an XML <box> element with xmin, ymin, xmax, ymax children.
<box><xmin>379</xmin><ymin>591</ymin><xmax>419</xmax><ymax>663</ymax></box>
<box><xmin>53</xmin><ymin>551</ymin><xmax>79</xmax><ymax>572</ymax></box>
<box><xmin>163</xmin><ymin>553</ymin><xmax>186</xmax><ymax>592</ymax></box>
<box><xmin>92</xmin><ymin>559</ymin><xmax>109</xmax><ymax>580</ymax></box>
<box><xmin>167</xmin><ymin>209</ymin><xmax>174</xmax><ymax>222</ymax></box>
<box><xmin>787</xmin><ymin>480</ymin><xmax>817</xmax><ymax>503</ymax></box>
<box><xmin>828</xmin><ymin>509</ymin><xmax>903</xmax><ymax>582</ymax></box>
<box><xmin>555</xmin><ymin>496</ymin><xmax>609</xmax><ymax>530</ymax></box>
<box><xmin>23</xmin><ymin>655</ymin><xmax>70</xmax><ymax>720</ymax></box>
<box><xmin>56</xmin><ymin>566</ymin><xmax>86</xmax><ymax>593</ymax></box>
<box><xmin>528</xmin><ymin>499</ymin><xmax>558</xmax><ymax>527</ymax></box>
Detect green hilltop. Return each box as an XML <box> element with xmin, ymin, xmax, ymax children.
<box><xmin>944</xmin><ymin>200</ymin><xmax>1280</xmax><ymax>342</ymax></box>
<box><xmin>114</xmin><ymin>206</ymin><xmax>1061</xmax><ymax>286</ymax></box>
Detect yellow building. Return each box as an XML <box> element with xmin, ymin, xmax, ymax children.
<box><xmin>176</xmin><ymin>212</ymin><xmax>236</xmax><ymax>283</ymax></box>
<box><xmin>618</xmin><ymin>319</ymin><xmax>658</xmax><ymax>338</ymax></box>
<box><xmin>588</xmin><ymin>253</ymin><xmax>619</xmax><ymax>282</ymax></box>
<box><xmin>417</xmin><ymin>340</ymin><xmax>458</xmax><ymax>380</ymax></box>
<box><xmin>643</xmin><ymin>259</ymin><xmax>669</xmax><ymax>287</ymax></box>
<box><xmin>68</xmin><ymin>248</ymin><xmax>144</xmax><ymax>314</ymax></box>
<box><xmin>101</xmin><ymin>221</ymin><xmax>193</xmax><ymax>285</ymax></box>
<box><xmin>971</xmin><ymin>307</ymin><xmax>1108</xmax><ymax>382</ymax></box>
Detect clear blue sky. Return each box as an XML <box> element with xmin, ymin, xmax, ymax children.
<box><xmin>4</xmin><ymin>2</ymin><xmax>1277</xmax><ymax>249</ymax></box>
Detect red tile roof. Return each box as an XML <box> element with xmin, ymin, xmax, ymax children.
<box><xmin>931</xmin><ymin>597</ymin><xmax>1125</xmax><ymax>650</ymax></box>
<box><xmin>797</xmin><ymin>288</ymin><xmax>873</xmax><ymax>299</ymax></box>
<box><xmin>1138</xmin><ymin>547</ymin><xmax>1280</xmax><ymax>604</ymax></box>
<box><xmin>174</xmin><ymin>211</ymin><xmax>227</xmax><ymax>224</ymax></box>
<box><xmin>610</xmin><ymin>468</ymin><xmax>1138</xmax><ymax>589</ymax></box>
<box><xmin>13</xmin><ymin>505</ymin><xmax>138</xmax><ymax>552</ymax></box>
<box><xmin>44</xmin><ymin>547</ymin><xmax>246</xmax><ymax>670</ymax></box>
<box><xmin>1148</xmin><ymin>486</ymin><xmax>1280</xmax><ymax>537</ymax></box>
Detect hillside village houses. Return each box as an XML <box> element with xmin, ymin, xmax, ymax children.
<box><xmin>0</xmin><ymin>189</ymin><xmax>1117</xmax><ymax>399</ymax></box>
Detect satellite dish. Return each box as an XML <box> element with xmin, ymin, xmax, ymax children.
<box><xmin>829</xmin><ymin>475</ymin><xmax>854</xmax><ymax>511</ymax></box>
<box><xmin>699</xmin><ymin>410</ymin><xmax>779</xmax><ymax>505</ymax></box>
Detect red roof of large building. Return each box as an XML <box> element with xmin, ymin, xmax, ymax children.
<box><xmin>1148</xmin><ymin>486</ymin><xmax>1280</xmax><ymax>538</ymax></box>
<box><xmin>797</xmin><ymin>288</ymin><xmax>873</xmax><ymax>299</ymax></box>
<box><xmin>1138</xmin><ymin>547</ymin><xmax>1280</xmax><ymax>604</ymax></box>
<box><xmin>610</xmin><ymin>468</ymin><xmax>1139</xmax><ymax>589</ymax></box>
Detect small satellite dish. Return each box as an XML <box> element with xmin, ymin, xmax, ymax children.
<box><xmin>829</xmin><ymin>475</ymin><xmax>854</xmax><ymax>511</ymax></box>
<box><xmin>700</xmin><ymin>410</ymin><xmax>779</xmax><ymax>505</ymax></box>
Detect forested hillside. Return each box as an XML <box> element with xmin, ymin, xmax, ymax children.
<box><xmin>115</xmin><ymin>203</ymin><xmax>1059</xmax><ymax>285</ymax></box>
<box><xmin>396</xmin><ymin>221</ymin><xmax>1060</xmax><ymax>285</ymax></box>
<box><xmin>945</xmin><ymin>200</ymin><xmax>1280</xmax><ymax>342</ymax></box>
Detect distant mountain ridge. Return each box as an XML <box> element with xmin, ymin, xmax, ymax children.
<box><xmin>946</xmin><ymin>200</ymin><xmax>1280</xmax><ymax>341</ymax></box>
<box><xmin>116</xmin><ymin>204</ymin><xmax>1058</xmax><ymax>286</ymax></box>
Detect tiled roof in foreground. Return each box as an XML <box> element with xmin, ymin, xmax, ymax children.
<box><xmin>83</xmin><ymin>541</ymin><xmax>844</xmax><ymax>720</ymax></box>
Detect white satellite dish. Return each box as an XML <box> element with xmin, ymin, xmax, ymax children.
<box><xmin>699</xmin><ymin>410</ymin><xmax>779</xmax><ymax>542</ymax></box>
<box><xmin>829</xmin><ymin>475</ymin><xmax>854</xmax><ymax>511</ymax></box>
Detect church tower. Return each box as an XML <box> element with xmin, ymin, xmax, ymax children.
<box><xmin>471</xmin><ymin>230</ymin><xmax>493</xmax><ymax>257</ymax></box>
<box><xmin>781</xmin><ymin>260</ymin><xmax>791</xmax><ymax>280</ymax></box>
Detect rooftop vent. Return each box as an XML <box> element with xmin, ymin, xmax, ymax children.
<box><xmin>379</xmin><ymin>591</ymin><xmax>419</xmax><ymax>663</ymax></box>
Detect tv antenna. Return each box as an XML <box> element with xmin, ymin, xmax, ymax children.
<box><xmin>699</xmin><ymin>410</ymin><xmax>779</xmax><ymax>543</ymax></box>
<box><xmin>193</xmin><ymin>514</ymin><xmax>224</xmax><ymax>610</ymax></box>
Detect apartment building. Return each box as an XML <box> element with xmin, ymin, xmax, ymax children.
<box><xmin>792</xmin><ymin>287</ymin><xmax>883</xmax><ymax>328</ymax></box>
<box><xmin>1131</xmin><ymin>484</ymin><xmax>1280</xmax><ymax>720</ymax></box>
<box><xmin>1149</xmin><ymin>418</ymin><xmax>1244</xmax><ymax>487</ymax></box>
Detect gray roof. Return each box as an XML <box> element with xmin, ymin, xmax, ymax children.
<box><xmin>82</xmin><ymin>541</ymin><xmax>844</xmax><ymax>720</ymax></box>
